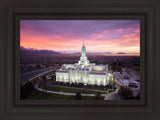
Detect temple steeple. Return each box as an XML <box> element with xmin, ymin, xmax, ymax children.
<box><xmin>78</xmin><ymin>39</ymin><xmax>90</xmax><ymax>65</ymax></box>
<box><xmin>83</xmin><ymin>39</ymin><xmax>84</xmax><ymax>45</ymax></box>
<box><xmin>81</xmin><ymin>40</ymin><xmax>86</xmax><ymax>59</ymax></box>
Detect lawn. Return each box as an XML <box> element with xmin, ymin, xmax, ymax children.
<box><xmin>40</xmin><ymin>85</ymin><xmax>108</xmax><ymax>94</ymax></box>
<box><xmin>27</xmin><ymin>90</ymin><xmax>97</xmax><ymax>100</ymax></box>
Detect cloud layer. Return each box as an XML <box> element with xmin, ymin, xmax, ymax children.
<box><xmin>20</xmin><ymin>20</ymin><xmax>140</xmax><ymax>54</ymax></box>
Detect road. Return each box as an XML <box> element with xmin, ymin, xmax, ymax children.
<box><xmin>20</xmin><ymin>66</ymin><xmax>58</xmax><ymax>82</ymax></box>
<box><xmin>104</xmin><ymin>87</ymin><xmax>120</xmax><ymax>100</ymax></box>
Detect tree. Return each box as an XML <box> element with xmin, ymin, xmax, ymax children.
<box><xmin>118</xmin><ymin>86</ymin><xmax>133</xmax><ymax>99</ymax></box>
<box><xmin>94</xmin><ymin>92</ymin><xmax>103</xmax><ymax>100</ymax></box>
<box><xmin>20</xmin><ymin>84</ymin><xmax>28</xmax><ymax>99</ymax></box>
<box><xmin>20</xmin><ymin>81</ymin><xmax>35</xmax><ymax>99</ymax></box>
<box><xmin>75</xmin><ymin>92</ymin><xmax>82</xmax><ymax>100</ymax></box>
<box><xmin>41</xmin><ymin>75</ymin><xmax>46</xmax><ymax>80</ymax></box>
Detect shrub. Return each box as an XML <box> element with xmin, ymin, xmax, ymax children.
<box><xmin>75</xmin><ymin>92</ymin><xmax>82</xmax><ymax>100</ymax></box>
<box><xmin>20</xmin><ymin>81</ymin><xmax>35</xmax><ymax>99</ymax></box>
<box><xmin>94</xmin><ymin>92</ymin><xmax>103</xmax><ymax>100</ymax></box>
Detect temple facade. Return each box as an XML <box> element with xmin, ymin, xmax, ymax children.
<box><xmin>56</xmin><ymin>42</ymin><xmax>113</xmax><ymax>86</ymax></box>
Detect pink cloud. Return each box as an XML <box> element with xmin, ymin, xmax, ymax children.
<box><xmin>20</xmin><ymin>22</ymin><xmax>140</xmax><ymax>53</ymax></box>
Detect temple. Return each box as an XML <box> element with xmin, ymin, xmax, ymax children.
<box><xmin>56</xmin><ymin>41</ymin><xmax>113</xmax><ymax>86</ymax></box>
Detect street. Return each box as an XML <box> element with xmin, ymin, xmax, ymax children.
<box><xmin>20</xmin><ymin>66</ymin><xmax>58</xmax><ymax>82</ymax></box>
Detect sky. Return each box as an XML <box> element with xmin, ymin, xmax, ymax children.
<box><xmin>20</xmin><ymin>20</ymin><xmax>140</xmax><ymax>54</ymax></box>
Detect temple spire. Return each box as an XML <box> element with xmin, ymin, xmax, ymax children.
<box><xmin>83</xmin><ymin>36</ymin><xmax>85</xmax><ymax>47</ymax></box>
<box><xmin>83</xmin><ymin>39</ymin><xmax>84</xmax><ymax>46</ymax></box>
<box><xmin>78</xmin><ymin>37</ymin><xmax>90</xmax><ymax>65</ymax></box>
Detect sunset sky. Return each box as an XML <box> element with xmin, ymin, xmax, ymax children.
<box><xmin>20</xmin><ymin>20</ymin><xmax>140</xmax><ymax>54</ymax></box>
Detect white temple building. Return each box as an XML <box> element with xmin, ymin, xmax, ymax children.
<box><xmin>56</xmin><ymin>41</ymin><xmax>113</xmax><ymax>86</ymax></box>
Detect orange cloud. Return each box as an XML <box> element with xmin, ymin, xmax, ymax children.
<box><xmin>20</xmin><ymin>25</ymin><xmax>140</xmax><ymax>53</ymax></box>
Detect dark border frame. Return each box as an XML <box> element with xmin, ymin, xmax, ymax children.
<box><xmin>0</xmin><ymin>0</ymin><xmax>159</xmax><ymax>120</ymax></box>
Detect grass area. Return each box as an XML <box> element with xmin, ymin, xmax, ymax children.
<box><xmin>40</xmin><ymin>85</ymin><xmax>107</xmax><ymax>94</ymax></box>
<box><xmin>27</xmin><ymin>90</ymin><xmax>97</xmax><ymax>100</ymax></box>
<box><xmin>22</xmin><ymin>70</ymin><xmax>107</xmax><ymax>100</ymax></box>
<box><xmin>108</xmin><ymin>89</ymin><xmax>116</xmax><ymax>93</ymax></box>
<box><xmin>27</xmin><ymin>90</ymin><xmax>74</xmax><ymax>100</ymax></box>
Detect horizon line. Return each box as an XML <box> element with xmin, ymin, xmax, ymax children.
<box><xmin>21</xmin><ymin>45</ymin><xmax>140</xmax><ymax>54</ymax></box>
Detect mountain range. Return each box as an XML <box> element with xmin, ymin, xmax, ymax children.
<box><xmin>20</xmin><ymin>46</ymin><xmax>61</xmax><ymax>55</ymax></box>
<box><xmin>20</xmin><ymin>46</ymin><xmax>127</xmax><ymax>56</ymax></box>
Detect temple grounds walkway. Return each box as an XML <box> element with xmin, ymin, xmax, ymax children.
<box><xmin>49</xmin><ymin>85</ymin><xmax>108</xmax><ymax>93</ymax></box>
<box><xmin>35</xmin><ymin>83</ymin><xmax>97</xmax><ymax>96</ymax></box>
<box><xmin>35</xmin><ymin>83</ymin><xmax>118</xmax><ymax>100</ymax></box>
<box><xmin>104</xmin><ymin>88</ymin><xmax>120</xmax><ymax>100</ymax></box>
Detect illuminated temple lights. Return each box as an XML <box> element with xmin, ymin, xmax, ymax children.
<box><xmin>56</xmin><ymin>41</ymin><xmax>113</xmax><ymax>86</ymax></box>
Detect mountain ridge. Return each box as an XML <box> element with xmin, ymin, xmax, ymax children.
<box><xmin>20</xmin><ymin>46</ymin><xmax>132</xmax><ymax>55</ymax></box>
